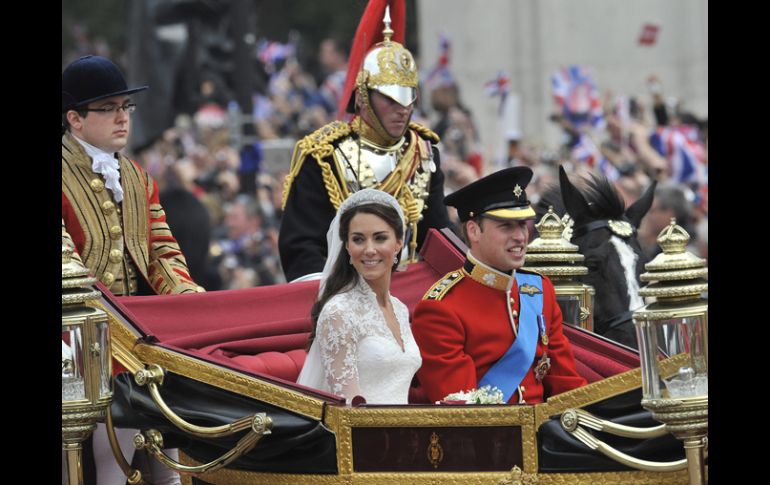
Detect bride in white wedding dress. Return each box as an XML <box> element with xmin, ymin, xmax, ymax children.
<box><xmin>296</xmin><ymin>189</ymin><xmax>421</xmax><ymax>404</ymax></box>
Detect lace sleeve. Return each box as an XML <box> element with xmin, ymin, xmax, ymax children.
<box><xmin>317</xmin><ymin>301</ymin><xmax>362</xmax><ymax>401</ymax></box>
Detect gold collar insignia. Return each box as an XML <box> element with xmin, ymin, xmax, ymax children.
<box><xmin>463</xmin><ymin>252</ymin><xmax>514</xmax><ymax>292</ymax></box>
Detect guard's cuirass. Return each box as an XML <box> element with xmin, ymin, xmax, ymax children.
<box><xmin>334</xmin><ymin>127</ymin><xmax>436</xmax><ymax>233</ymax></box>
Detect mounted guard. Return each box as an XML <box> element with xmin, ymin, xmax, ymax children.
<box><xmin>279</xmin><ymin>0</ymin><xmax>449</xmax><ymax>281</ymax></box>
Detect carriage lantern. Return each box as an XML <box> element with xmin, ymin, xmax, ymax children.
<box><xmin>632</xmin><ymin>219</ymin><xmax>708</xmax><ymax>485</ymax></box>
<box><xmin>62</xmin><ymin>245</ymin><xmax>113</xmax><ymax>485</ymax></box>
<box><xmin>524</xmin><ymin>207</ymin><xmax>595</xmax><ymax>331</ymax></box>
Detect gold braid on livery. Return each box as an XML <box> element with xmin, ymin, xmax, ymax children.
<box><xmin>62</xmin><ymin>133</ymin><xmax>202</xmax><ymax>296</ymax></box>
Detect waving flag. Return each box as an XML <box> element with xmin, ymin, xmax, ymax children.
<box><xmin>551</xmin><ymin>65</ymin><xmax>605</xmax><ymax>130</ymax></box>
<box><xmin>426</xmin><ymin>33</ymin><xmax>454</xmax><ymax>88</ymax></box>
<box><xmin>484</xmin><ymin>71</ymin><xmax>510</xmax><ymax>115</ymax></box>
<box><xmin>597</xmin><ymin>156</ymin><xmax>621</xmax><ymax>182</ymax></box>
<box><xmin>570</xmin><ymin>133</ymin><xmax>598</xmax><ymax>166</ymax></box>
<box><xmin>649</xmin><ymin>126</ymin><xmax>707</xmax><ymax>185</ymax></box>
<box><xmin>638</xmin><ymin>23</ymin><xmax>660</xmax><ymax>46</ymax></box>
<box><xmin>257</xmin><ymin>40</ymin><xmax>295</xmax><ymax>73</ymax></box>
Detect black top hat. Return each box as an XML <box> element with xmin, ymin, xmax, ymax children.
<box><xmin>62</xmin><ymin>55</ymin><xmax>148</xmax><ymax>113</ymax></box>
<box><xmin>444</xmin><ymin>166</ymin><xmax>536</xmax><ymax>222</ymax></box>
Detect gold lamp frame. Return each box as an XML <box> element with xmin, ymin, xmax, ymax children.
<box><xmin>62</xmin><ymin>246</ymin><xmax>113</xmax><ymax>485</ymax></box>
<box><xmin>633</xmin><ymin>219</ymin><xmax>708</xmax><ymax>485</ymax></box>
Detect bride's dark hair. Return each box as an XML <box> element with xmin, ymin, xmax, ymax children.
<box><xmin>307</xmin><ymin>202</ymin><xmax>404</xmax><ymax>349</ymax></box>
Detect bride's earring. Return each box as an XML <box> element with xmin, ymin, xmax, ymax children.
<box><xmin>393</xmin><ymin>255</ymin><xmax>398</xmax><ymax>264</ymax></box>
<box><xmin>349</xmin><ymin>255</ymin><xmax>353</xmax><ymax>264</ymax></box>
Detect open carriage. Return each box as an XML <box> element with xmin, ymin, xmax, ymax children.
<box><xmin>89</xmin><ymin>229</ymin><xmax>695</xmax><ymax>484</ymax></box>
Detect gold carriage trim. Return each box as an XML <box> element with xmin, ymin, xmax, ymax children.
<box><xmin>178</xmin><ymin>457</ymin><xmax>694</xmax><ymax>485</ymax></box>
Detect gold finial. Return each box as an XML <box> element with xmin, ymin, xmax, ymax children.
<box><xmin>657</xmin><ymin>217</ymin><xmax>690</xmax><ymax>255</ymax></box>
<box><xmin>62</xmin><ymin>244</ymin><xmax>101</xmax><ymax>306</ymax></box>
<box><xmin>382</xmin><ymin>5</ymin><xmax>394</xmax><ymax>43</ymax></box>
<box><xmin>534</xmin><ymin>206</ymin><xmax>568</xmax><ymax>240</ymax></box>
<box><xmin>63</xmin><ymin>245</ymin><xmax>73</xmax><ymax>264</ymax></box>
<box><xmin>524</xmin><ymin>207</ymin><xmax>587</xmax><ymax>280</ymax></box>
<box><xmin>638</xmin><ymin>217</ymin><xmax>707</xmax><ymax>300</ymax></box>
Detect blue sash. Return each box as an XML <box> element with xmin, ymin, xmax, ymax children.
<box><xmin>479</xmin><ymin>273</ymin><xmax>543</xmax><ymax>402</ymax></box>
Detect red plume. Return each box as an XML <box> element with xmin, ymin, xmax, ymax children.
<box><xmin>337</xmin><ymin>0</ymin><xmax>406</xmax><ymax>120</ymax></box>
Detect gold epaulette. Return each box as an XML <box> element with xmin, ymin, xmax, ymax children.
<box><xmin>423</xmin><ymin>270</ymin><xmax>464</xmax><ymax>301</ymax></box>
<box><xmin>409</xmin><ymin>121</ymin><xmax>440</xmax><ymax>144</ymax></box>
<box><xmin>282</xmin><ymin>121</ymin><xmax>351</xmax><ymax>209</ymax></box>
<box><xmin>302</xmin><ymin>120</ymin><xmax>352</xmax><ymax>155</ymax></box>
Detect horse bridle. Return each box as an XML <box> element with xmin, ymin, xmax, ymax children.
<box><xmin>571</xmin><ymin>218</ymin><xmax>637</xmax><ymax>332</ymax></box>
<box><xmin>570</xmin><ymin>218</ymin><xmax>636</xmax><ymax>239</ymax></box>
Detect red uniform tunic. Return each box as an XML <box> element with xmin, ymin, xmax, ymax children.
<box><xmin>412</xmin><ymin>255</ymin><xmax>587</xmax><ymax>404</ymax></box>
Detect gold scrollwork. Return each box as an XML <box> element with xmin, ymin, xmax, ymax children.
<box><xmin>368</xmin><ymin>46</ymin><xmax>418</xmax><ymax>88</ymax></box>
<box><xmin>499</xmin><ymin>465</ymin><xmax>539</xmax><ymax>485</ymax></box>
<box><xmin>579</xmin><ymin>306</ymin><xmax>591</xmax><ymax>322</ymax></box>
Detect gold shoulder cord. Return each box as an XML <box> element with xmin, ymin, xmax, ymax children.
<box><xmin>281</xmin><ymin>121</ymin><xmax>352</xmax><ymax>210</ymax></box>
<box><xmin>409</xmin><ymin>121</ymin><xmax>440</xmax><ymax>144</ymax></box>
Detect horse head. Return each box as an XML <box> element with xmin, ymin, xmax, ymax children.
<box><xmin>537</xmin><ymin>166</ymin><xmax>655</xmax><ymax>349</ymax></box>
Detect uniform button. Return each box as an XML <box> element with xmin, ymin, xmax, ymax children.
<box><xmin>512</xmin><ymin>310</ymin><xmax>519</xmax><ymax>318</ymax></box>
<box><xmin>108</xmin><ymin>249</ymin><xmax>123</xmax><ymax>263</ymax></box>
<box><xmin>102</xmin><ymin>272</ymin><xmax>115</xmax><ymax>286</ymax></box>
<box><xmin>101</xmin><ymin>200</ymin><xmax>115</xmax><ymax>215</ymax></box>
<box><xmin>90</xmin><ymin>179</ymin><xmax>105</xmax><ymax>192</ymax></box>
<box><xmin>109</xmin><ymin>226</ymin><xmax>122</xmax><ymax>240</ymax></box>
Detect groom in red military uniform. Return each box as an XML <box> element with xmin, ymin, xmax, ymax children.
<box><xmin>412</xmin><ymin>167</ymin><xmax>587</xmax><ymax>404</ymax></box>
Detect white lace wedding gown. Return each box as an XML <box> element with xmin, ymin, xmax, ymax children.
<box><xmin>296</xmin><ymin>277</ymin><xmax>422</xmax><ymax>404</ymax></box>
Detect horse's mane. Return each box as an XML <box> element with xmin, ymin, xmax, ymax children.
<box><xmin>536</xmin><ymin>172</ymin><xmax>625</xmax><ymax>221</ymax></box>
<box><xmin>536</xmin><ymin>184</ymin><xmax>566</xmax><ymax>219</ymax></box>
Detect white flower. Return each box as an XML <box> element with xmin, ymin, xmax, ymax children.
<box><xmin>442</xmin><ymin>385</ymin><xmax>505</xmax><ymax>404</ymax></box>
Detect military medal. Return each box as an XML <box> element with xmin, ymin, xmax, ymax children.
<box><xmin>537</xmin><ymin>314</ymin><xmax>549</xmax><ymax>345</ymax></box>
<box><xmin>534</xmin><ymin>353</ymin><xmax>551</xmax><ymax>382</ymax></box>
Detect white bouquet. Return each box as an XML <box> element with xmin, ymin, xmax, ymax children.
<box><xmin>440</xmin><ymin>385</ymin><xmax>505</xmax><ymax>404</ymax></box>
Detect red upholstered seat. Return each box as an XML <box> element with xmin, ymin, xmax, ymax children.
<box><xmin>110</xmin><ymin>229</ymin><xmax>639</xmax><ymax>401</ymax></box>
<box><xmin>229</xmin><ymin>349</ymin><xmax>307</xmax><ymax>383</ymax></box>
<box><xmin>563</xmin><ymin>324</ymin><xmax>640</xmax><ymax>381</ymax></box>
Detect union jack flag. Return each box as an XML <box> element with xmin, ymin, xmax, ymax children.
<box><xmin>426</xmin><ymin>33</ymin><xmax>454</xmax><ymax>88</ymax></box>
<box><xmin>570</xmin><ymin>134</ymin><xmax>620</xmax><ymax>181</ymax></box>
<box><xmin>551</xmin><ymin>65</ymin><xmax>605</xmax><ymax>130</ymax></box>
<box><xmin>597</xmin><ymin>156</ymin><xmax>621</xmax><ymax>182</ymax></box>
<box><xmin>257</xmin><ymin>40</ymin><xmax>295</xmax><ymax>71</ymax></box>
<box><xmin>649</xmin><ymin>126</ymin><xmax>707</xmax><ymax>185</ymax></box>
<box><xmin>484</xmin><ymin>71</ymin><xmax>510</xmax><ymax>115</ymax></box>
<box><xmin>570</xmin><ymin>134</ymin><xmax>598</xmax><ymax>166</ymax></box>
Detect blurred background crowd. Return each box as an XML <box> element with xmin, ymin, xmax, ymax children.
<box><xmin>63</xmin><ymin>0</ymin><xmax>707</xmax><ymax>291</ymax></box>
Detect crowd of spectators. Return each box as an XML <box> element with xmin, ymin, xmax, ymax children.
<box><xmin>65</xmin><ymin>26</ymin><xmax>707</xmax><ymax>291</ymax></box>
